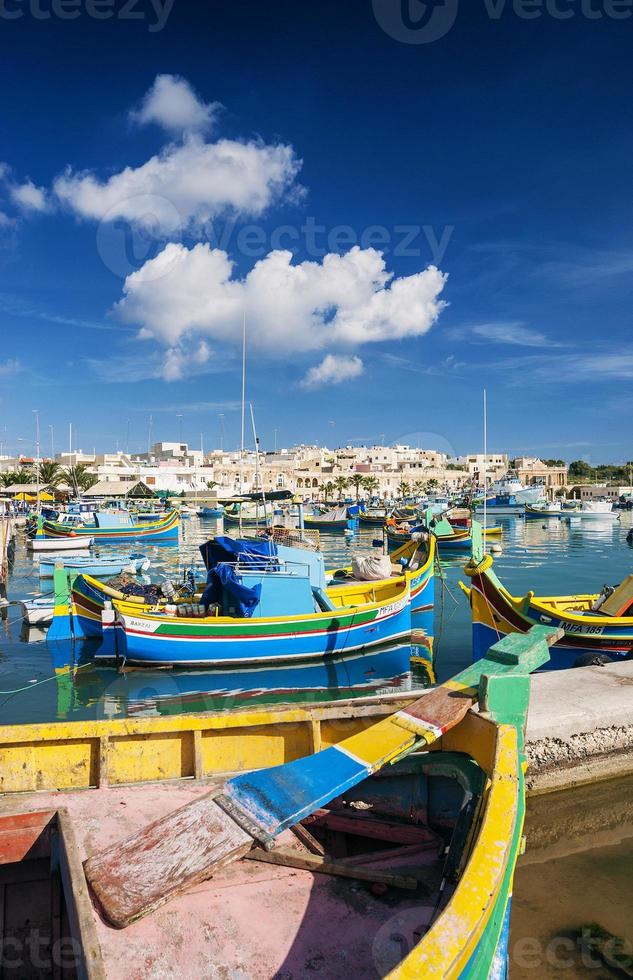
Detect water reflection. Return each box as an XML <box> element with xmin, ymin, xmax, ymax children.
<box><xmin>3</xmin><ymin>512</ymin><xmax>633</xmax><ymax>724</ymax></box>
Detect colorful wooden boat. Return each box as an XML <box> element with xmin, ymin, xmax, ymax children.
<box><xmin>358</xmin><ymin>510</ymin><xmax>388</xmax><ymax>527</ymax></box>
<box><xmin>326</xmin><ymin>536</ymin><xmax>435</xmax><ymax>657</ymax></box>
<box><xmin>40</xmin><ymin>508</ymin><xmax>180</xmax><ymax>542</ymax></box>
<box><xmin>0</xmin><ymin>625</ymin><xmax>555</xmax><ymax>978</ymax></box>
<box><xmin>68</xmin><ymin>539</ymin><xmax>412</xmax><ymax>667</ymax></box>
<box><xmin>38</xmin><ymin>552</ymin><xmax>149</xmax><ymax>578</ymax></box>
<box><xmin>68</xmin><ymin>536</ymin><xmax>435</xmax><ymax>665</ymax></box>
<box><xmin>462</xmin><ymin>546</ymin><xmax>633</xmax><ymax>668</ymax></box>
<box><xmin>386</xmin><ymin>523</ymin><xmax>501</xmax><ymax>551</ymax></box>
<box><xmin>524</xmin><ymin>502</ymin><xmax>563</xmax><ymax>518</ymax></box>
<box><xmin>303</xmin><ymin>506</ymin><xmax>351</xmax><ymax>531</ymax></box>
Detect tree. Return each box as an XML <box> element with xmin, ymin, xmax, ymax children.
<box><xmin>322</xmin><ymin>481</ymin><xmax>335</xmax><ymax>501</ymax></box>
<box><xmin>0</xmin><ymin>471</ymin><xmax>20</xmax><ymax>488</ymax></box>
<box><xmin>60</xmin><ymin>463</ymin><xmax>98</xmax><ymax>494</ymax></box>
<box><xmin>39</xmin><ymin>461</ymin><xmax>62</xmax><ymax>486</ymax></box>
<box><xmin>397</xmin><ymin>480</ymin><xmax>411</xmax><ymax>500</ymax></box>
<box><xmin>349</xmin><ymin>473</ymin><xmax>365</xmax><ymax>501</ymax></box>
<box><xmin>362</xmin><ymin>475</ymin><xmax>379</xmax><ymax>498</ymax></box>
<box><xmin>8</xmin><ymin>468</ymin><xmax>34</xmax><ymax>486</ymax></box>
<box><xmin>425</xmin><ymin>478</ymin><xmax>440</xmax><ymax>492</ymax></box>
<box><xmin>568</xmin><ymin>460</ymin><xmax>594</xmax><ymax>480</ymax></box>
<box><xmin>206</xmin><ymin>480</ymin><xmax>219</xmax><ymax>490</ymax></box>
<box><xmin>412</xmin><ymin>480</ymin><xmax>426</xmax><ymax>498</ymax></box>
<box><xmin>333</xmin><ymin>476</ymin><xmax>349</xmax><ymax>499</ymax></box>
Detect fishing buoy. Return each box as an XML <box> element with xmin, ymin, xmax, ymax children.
<box><xmin>489</xmin><ymin>543</ymin><xmax>502</xmax><ymax>555</ymax></box>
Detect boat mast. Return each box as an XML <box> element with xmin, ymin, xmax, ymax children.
<box><xmin>239</xmin><ymin>312</ymin><xmax>246</xmax><ymax>535</ymax></box>
<box><xmin>483</xmin><ymin>388</ymin><xmax>487</xmax><ymax>547</ymax></box>
<box><xmin>33</xmin><ymin>409</ymin><xmax>40</xmax><ymax>515</ymax></box>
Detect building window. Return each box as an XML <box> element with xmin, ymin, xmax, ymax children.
<box><xmin>276</xmin><ymin>474</ymin><xmax>285</xmax><ymax>488</ymax></box>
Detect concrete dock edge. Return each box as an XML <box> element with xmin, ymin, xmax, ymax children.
<box><xmin>526</xmin><ymin>660</ymin><xmax>633</xmax><ymax>794</ymax></box>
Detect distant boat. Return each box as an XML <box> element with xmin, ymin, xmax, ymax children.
<box><xmin>303</xmin><ymin>506</ymin><xmax>350</xmax><ymax>531</ymax></box>
<box><xmin>20</xmin><ymin>595</ymin><xmax>56</xmax><ymax>625</ymax></box>
<box><xmin>28</xmin><ymin>536</ymin><xmax>93</xmax><ymax>552</ymax></box>
<box><xmin>39</xmin><ymin>509</ymin><xmax>180</xmax><ymax>542</ymax></box>
<box><xmin>571</xmin><ymin>500</ymin><xmax>616</xmax><ymax>518</ymax></box>
<box><xmin>524</xmin><ymin>501</ymin><xmax>563</xmax><ymax>518</ymax></box>
<box><xmin>474</xmin><ymin>474</ymin><xmax>545</xmax><ymax>514</ymax></box>
<box><xmin>197</xmin><ymin>507</ymin><xmax>224</xmax><ymax>518</ymax></box>
<box><xmin>38</xmin><ymin>553</ymin><xmax>149</xmax><ymax>578</ymax></box>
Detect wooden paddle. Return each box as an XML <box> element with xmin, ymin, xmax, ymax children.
<box><xmin>84</xmin><ymin>625</ymin><xmax>559</xmax><ymax>928</ymax></box>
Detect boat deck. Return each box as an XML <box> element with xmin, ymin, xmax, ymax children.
<box><xmin>1</xmin><ymin>781</ymin><xmax>444</xmax><ymax>979</ymax></box>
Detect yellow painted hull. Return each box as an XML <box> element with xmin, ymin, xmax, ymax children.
<box><xmin>0</xmin><ymin>693</ymin><xmax>520</xmax><ymax>979</ymax></box>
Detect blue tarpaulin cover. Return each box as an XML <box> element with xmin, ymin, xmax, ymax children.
<box><xmin>199</xmin><ymin>538</ymin><xmax>274</xmax><ymax>617</ymax></box>
<box><xmin>199</xmin><ymin>536</ymin><xmax>278</xmax><ymax>571</ymax></box>
<box><xmin>201</xmin><ymin>563</ymin><xmax>262</xmax><ymax>618</ymax></box>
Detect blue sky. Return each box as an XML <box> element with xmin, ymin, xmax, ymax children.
<box><xmin>1</xmin><ymin>0</ymin><xmax>633</xmax><ymax>461</ymax></box>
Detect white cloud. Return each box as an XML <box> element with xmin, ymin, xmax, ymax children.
<box><xmin>54</xmin><ymin>136</ymin><xmax>300</xmax><ymax>232</ymax></box>
<box><xmin>471</xmin><ymin>321</ymin><xmax>560</xmax><ymax>347</ymax></box>
<box><xmin>300</xmin><ymin>354</ymin><xmax>364</xmax><ymax>389</ymax></box>
<box><xmin>162</xmin><ymin>339</ymin><xmax>211</xmax><ymax>381</ymax></box>
<box><xmin>0</xmin><ymin>211</ymin><xmax>15</xmax><ymax>228</ymax></box>
<box><xmin>114</xmin><ymin>243</ymin><xmax>448</xmax><ymax>356</ymax></box>
<box><xmin>10</xmin><ymin>179</ymin><xmax>49</xmax><ymax>213</ymax></box>
<box><xmin>0</xmin><ymin>358</ymin><xmax>21</xmax><ymax>376</ymax></box>
<box><xmin>130</xmin><ymin>74</ymin><xmax>221</xmax><ymax>135</ymax></box>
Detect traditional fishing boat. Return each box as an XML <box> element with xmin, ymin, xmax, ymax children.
<box><xmin>358</xmin><ymin>509</ymin><xmax>388</xmax><ymax>527</ymax></box>
<box><xmin>66</xmin><ymin>535</ymin><xmax>435</xmax><ymax>660</ymax></box>
<box><xmin>0</xmin><ymin>625</ymin><xmax>554</xmax><ymax>976</ymax></box>
<box><xmin>524</xmin><ymin>501</ymin><xmax>563</xmax><ymax>518</ymax></box>
<box><xmin>303</xmin><ymin>505</ymin><xmax>351</xmax><ymax>531</ymax></box>
<box><xmin>386</xmin><ymin>520</ymin><xmax>501</xmax><ymax>551</ymax></box>
<box><xmin>461</xmin><ymin>528</ymin><xmax>633</xmax><ymax>667</ymax></box>
<box><xmin>39</xmin><ymin>508</ymin><xmax>180</xmax><ymax>542</ymax></box>
<box><xmin>69</xmin><ymin>538</ymin><xmax>412</xmax><ymax>667</ymax></box>
<box><xmin>38</xmin><ymin>552</ymin><xmax>149</xmax><ymax>578</ymax></box>
<box><xmin>197</xmin><ymin>506</ymin><xmax>224</xmax><ymax>518</ymax></box>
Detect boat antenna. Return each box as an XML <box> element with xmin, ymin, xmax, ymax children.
<box><xmin>483</xmin><ymin>388</ymin><xmax>487</xmax><ymax>549</ymax></box>
<box><xmin>239</xmin><ymin>312</ymin><xmax>246</xmax><ymax>536</ymax></box>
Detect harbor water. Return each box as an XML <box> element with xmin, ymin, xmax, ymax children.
<box><xmin>2</xmin><ymin>511</ymin><xmax>633</xmax><ymax>976</ymax></box>
<box><xmin>2</xmin><ymin>512</ymin><xmax>633</xmax><ymax>722</ymax></box>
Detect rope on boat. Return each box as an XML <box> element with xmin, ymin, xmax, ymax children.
<box><xmin>0</xmin><ymin>662</ymin><xmax>91</xmax><ymax>699</ymax></box>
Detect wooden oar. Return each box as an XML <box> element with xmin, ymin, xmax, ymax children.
<box><xmin>84</xmin><ymin>625</ymin><xmax>559</xmax><ymax>928</ymax></box>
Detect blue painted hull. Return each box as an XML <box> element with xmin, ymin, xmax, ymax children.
<box><xmin>472</xmin><ymin>620</ymin><xmax>630</xmax><ymax>669</ymax></box>
<box><xmin>112</xmin><ymin>601</ymin><xmax>413</xmax><ymax>667</ymax></box>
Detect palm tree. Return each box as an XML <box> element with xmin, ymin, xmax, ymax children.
<box><xmin>60</xmin><ymin>463</ymin><xmax>98</xmax><ymax>494</ymax></box>
<box><xmin>0</xmin><ymin>471</ymin><xmax>19</xmax><ymax>488</ymax></box>
<box><xmin>413</xmin><ymin>480</ymin><xmax>426</xmax><ymax>499</ymax></box>
<box><xmin>397</xmin><ymin>480</ymin><xmax>411</xmax><ymax>500</ymax></box>
<box><xmin>349</xmin><ymin>473</ymin><xmax>365</xmax><ymax>501</ymax></box>
<box><xmin>322</xmin><ymin>481</ymin><xmax>335</xmax><ymax>502</ymax></box>
<box><xmin>333</xmin><ymin>476</ymin><xmax>349</xmax><ymax>500</ymax></box>
<box><xmin>39</xmin><ymin>461</ymin><xmax>62</xmax><ymax>487</ymax></box>
<box><xmin>11</xmin><ymin>468</ymin><xmax>34</xmax><ymax>485</ymax></box>
<box><xmin>362</xmin><ymin>475</ymin><xmax>379</xmax><ymax>499</ymax></box>
<box><xmin>425</xmin><ymin>478</ymin><xmax>440</xmax><ymax>493</ymax></box>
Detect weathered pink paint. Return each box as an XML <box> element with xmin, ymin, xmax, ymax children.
<box><xmin>0</xmin><ymin>782</ymin><xmax>440</xmax><ymax>979</ymax></box>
